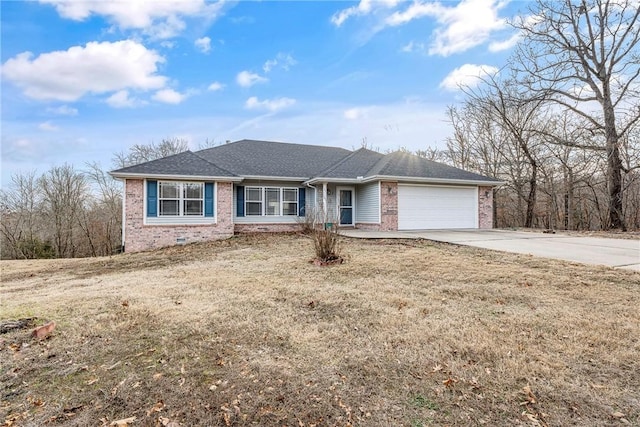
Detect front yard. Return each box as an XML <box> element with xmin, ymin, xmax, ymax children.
<box><xmin>1</xmin><ymin>234</ymin><xmax>638</xmax><ymax>426</ymax></box>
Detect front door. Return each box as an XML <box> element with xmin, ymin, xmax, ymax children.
<box><xmin>337</xmin><ymin>187</ymin><xmax>354</xmax><ymax>226</ymax></box>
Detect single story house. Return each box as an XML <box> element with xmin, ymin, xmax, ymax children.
<box><xmin>110</xmin><ymin>139</ymin><xmax>501</xmax><ymax>252</ymax></box>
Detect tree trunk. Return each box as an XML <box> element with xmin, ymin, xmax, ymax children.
<box><xmin>607</xmin><ymin>140</ymin><xmax>625</xmax><ymax>230</ymax></box>
<box><xmin>602</xmin><ymin>73</ymin><xmax>626</xmax><ymax>230</ymax></box>
<box><xmin>525</xmin><ymin>163</ymin><xmax>537</xmax><ymax>228</ymax></box>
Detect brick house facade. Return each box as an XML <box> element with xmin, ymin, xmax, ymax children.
<box><xmin>112</xmin><ymin>140</ymin><xmax>501</xmax><ymax>252</ymax></box>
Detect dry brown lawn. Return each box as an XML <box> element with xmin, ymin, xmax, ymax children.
<box><xmin>1</xmin><ymin>234</ymin><xmax>639</xmax><ymax>427</ymax></box>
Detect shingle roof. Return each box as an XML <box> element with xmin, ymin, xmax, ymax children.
<box><xmin>365</xmin><ymin>151</ymin><xmax>500</xmax><ymax>182</ymax></box>
<box><xmin>195</xmin><ymin>139</ymin><xmax>351</xmax><ymax>178</ymax></box>
<box><xmin>110</xmin><ymin>139</ymin><xmax>500</xmax><ymax>184</ymax></box>
<box><xmin>111</xmin><ymin>151</ymin><xmax>236</xmax><ymax>177</ymax></box>
<box><xmin>317</xmin><ymin>148</ymin><xmax>384</xmax><ymax>178</ymax></box>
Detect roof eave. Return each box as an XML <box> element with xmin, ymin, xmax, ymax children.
<box><xmin>304</xmin><ymin>177</ymin><xmax>362</xmax><ymax>185</ymax></box>
<box><xmin>239</xmin><ymin>175</ymin><xmax>310</xmax><ymax>182</ymax></box>
<box><xmin>109</xmin><ymin>172</ymin><xmax>243</xmax><ymax>182</ymax></box>
<box><xmin>361</xmin><ymin>175</ymin><xmax>504</xmax><ymax>186</ymax></box>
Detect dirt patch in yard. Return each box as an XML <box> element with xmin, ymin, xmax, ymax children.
<box><xmin>1</xmin><ymin>234</ymin><xmax>639</xmax><ymax>426</ymax></box>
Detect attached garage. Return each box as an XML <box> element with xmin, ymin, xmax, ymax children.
<box><xmin>397</xmin><ymin>184</ymin><xmax>478</xmax><ymax>230</ymax></box>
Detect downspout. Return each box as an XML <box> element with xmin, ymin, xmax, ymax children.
<box><xmin>322</xmin><ymin>182</ymin><xmax>328</xmax><ymax>222</ymax></box>
<box><xmin>304</xmin><ymin>181</ymin><xmax>317</xmax><ymax>221</ymax></box>
<box><xmin>121</xmin><ymin>179</ymin><xmax>126</xmax><ymax>252</ymax></box>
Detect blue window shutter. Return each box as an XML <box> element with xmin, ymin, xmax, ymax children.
<box><xmin>298</xmin><ymin>188</ymin><xmax>306</xmax><ymax>217</ymax></box>
<box><xmin>236</xmin><ymin>185</ymin><xmax>245</xmax><ymax>217</ymax></box>
<box><xmin>147</xmin><ymin>180</ymin><xmax>157</xmax><ymax>217</ymax></box>
<box><xmin>204</xmin><ymin>182</ymin><xmax>214</xmax><ymax>217</ymax></box>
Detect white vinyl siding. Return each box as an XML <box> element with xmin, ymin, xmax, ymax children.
<box><xmin>355</xmin><ymin>182</ymin><xmax>380</xmax><ymax>223</ymax></box>
<box><xmin>398</xmin><ymin>184</ymin><xmax>478</xmax><ymax>229</ymax></box>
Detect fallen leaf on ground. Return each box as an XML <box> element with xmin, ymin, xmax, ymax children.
<box><xmin>146</xmin><ymin>400</ymin><xmax>165</xmax><ymax>416</ymax></box>
<box><xmin>522</xmin><ymin>385</ymin><xmax>537</xmax><ymax>404</ymax></box>
<box><xmin>110</xmin><ymin>416</ymin><xmax>136</xmax><ymax>426</ymax></box>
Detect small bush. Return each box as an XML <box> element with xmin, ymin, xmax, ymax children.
<box><xmin>312</xmin><ymin>226</ymin><xmax>341</xmax><ymax>262</ymax></box>
<box><xmin>301</xmin><ymin>207</ymin><xmax>342</xmax><ymax>262</ymax></box>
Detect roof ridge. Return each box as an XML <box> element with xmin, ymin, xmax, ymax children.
<box><xmin>364</xmin><ymin>151</ymin><xmax>395</xmax><ymax>177</ymax></box>
<box><xmin>190</xmin><ymin>150</ymin><xmax>237</xmax><ymax>177</ymax></box>
<box><xmin>313</xmin><ymin>148</ymin><xmax>362</xmax><ymax>177</ymax></box>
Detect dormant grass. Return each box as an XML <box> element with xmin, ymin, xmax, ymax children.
<box><xmin>1</xmin><ymin>234</ymin><xmax>638</xmax><ymax>426</ymax></box>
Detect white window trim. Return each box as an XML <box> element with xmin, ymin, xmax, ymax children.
<box><xmin>245</xmin><ymin>186</ymin><xmax>299</xmax><ymax>217</ymax></box>
<box><xmin>158</xmin><ymin>181</ymin><xmax>205</xmax><ymax>217</ymax></box>
<box><xmin>336</xmin><ymin>186</ymin><xmax>355</xmax><ymax>226</ymax></box>
<box><xmin>143</xmin><ymin>180</ymin><xmax>216</xmax><ymax>226</ymax></box>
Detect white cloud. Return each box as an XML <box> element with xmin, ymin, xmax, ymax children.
<box><xmin>331</xmin><ymin>0</ymin><xmax>399</xmax><ymax>26</ymax></box>
<box><xmin>46</xmin><ymin>105</ymin><xmax>78</xmax><ymax>116</ymax></box>
<box><xmin>38</xmin><ymin>121</ymin><xmax>59</xmax><ymax>131</ymax></box>
<box><xmin>106</xmin><ymin>90</ymin><xmax>141</xmax><ymax>108</ymax></box>
<box><xmin>236</xmin><ymin>71</ymin><xmax>268</xmax><ymax>88</ymax></box>
<box><xmin>152</xmin><ymin>88</ymin><xmax>187</xmax><ymax>104</ymax></box>
<box><xmin>344</xmin><ymin>108</ymin><xmax>366</xmax><ymax>120</ymax></box>
<box><xmin>208</xmin><ymin>81</ymin><xmax>224</xmax><ymax>91</ymax></box>
<box><xmin>385</xmin><ymin>1</ymin><xmax>438</xmax><ymax>25</ymax></box>
<box><xmin>1</xmin><ymin>40</ymin><xmax>167</xmax><ymax>101</ymax></box>
<box><xmin>401</xmin><ymin>40</ymin><xmax>425</xmax><ymax>53</ymax></box>
<box><xmin>388</xmin><ymin>0</ymin><xmax>508</xmax><ymax>56</ymax></box>
<box><xmin>263</xmin><ymin>53</ymin><xmax>297</xmax><ymax>73</ymax></box>
<box><xmin>488</xmin><ymin>32</ymin><xmax>520</xmax><ymax>52</ymax></box>
<box><xmin>195</xmin><ymin>36</ymin><xmax>211</xmax><ymax>53</ymax></box>
<box><xmin>245</xmin><ymin>96</ymin><xmax>296</xmax><ymax>112</ymax></box>
<box><xmin>40</xmin><ymin>0</ymin><xmax>225</xmax><ymax>39</ymax></box>
<box><xmin>439</xmin><ymin>64</ymin><xmax>499</xmax><ymax>91</ymax></box>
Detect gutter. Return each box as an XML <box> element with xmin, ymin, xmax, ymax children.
<box><xmin>109</xmin><ymin>172</ymin><xmax>243</xmax><ymax>182</ymax></box>
<box><xmin>304</xmin><ymin>175</ymin><xmax>504</xmax><ymax>187</ymax></box>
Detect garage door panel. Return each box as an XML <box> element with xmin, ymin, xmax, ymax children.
<box><xmin>398</xmin><ymin>185</ymin><xmax>477</xmax><ymax>229</ymax></box>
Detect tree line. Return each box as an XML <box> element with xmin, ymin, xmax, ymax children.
<box><xmin>2</xmin><ymin>0</ymin><xmax>638</xmax><ymax>259</ymax></box>
<box><xmin>0</xmin><ymin>139</ymin><xmax>189</xmax><ymax>259</ymax></box>
<box><xmin>440</xmin><ymin>0</ymin><xmax>640</xmax><ymax>231</ymax></box>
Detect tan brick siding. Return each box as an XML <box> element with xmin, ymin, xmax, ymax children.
<box><xmin>355</xmin><ymin>223</ymin><xmax>382</xmax><ymax>231</ymax></box>
<box><xmin>478</xmin><ymin>186</ymin><xmax>494</xmax><ymax>229</ymax></box>
<box><xmin>234</xmin><ymin>223</ymin><xmax>303</xmax><ymax>233</ymax></box>
<box><xmin>379</xmin><ymin>181</ymin><xmax>398</xmax><ymax>231</ymax></box>
<box><xmin>124</xmin><ymin>179</ymin><xmax>234</xmax><ymax>252</ymax></box>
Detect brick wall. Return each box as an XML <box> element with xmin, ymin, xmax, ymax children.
<box><xmin>379</xmin><ymin>181</ymin><xmax>398</xmax><ymax>231</ymax></box>
<box><xmin>478</xmin><ymin>186</ymin><xmax>494</xmax><ymax>229</ymax></box>
<box><xmin>124</xmin><ymin>179</ymin><xmax>234</xmax><ymax>252</ymax></box>
<box><xmin>355</xmin><ymin>222</ymin><xmax>382</xmax><ymax>231</ymax></box>
<box><xmin>234</xmin><ymin>223</ymin><xmax>303</xmax><ymax>233</ymax></box>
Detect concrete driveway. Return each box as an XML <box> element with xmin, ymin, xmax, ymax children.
<box><xmin>340</xmin><ymin>229</ymin><xmax>640</xmax><ymax>271</ymax></box>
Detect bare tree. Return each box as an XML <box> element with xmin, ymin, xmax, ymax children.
<box><xmin>113</xmin><ymin>137</ymin><xmax>190</xmax><ymax>168</ymax></box>
<box><xmin>0</xmin><ymin>171</ymin><xmax>46</xmax><ymax>259</ymax></box>
<box><xmin>84</xmin><ymin>162</ymin><xmax>123</xmax><ymax>255</ymax></box>
<box><xmin>39</xmin><ymin>165</ymin><xmax>89</xmax><ymax>258</ymax></box>
<box><xmin>513</xmin><ymin>0</ymin><xmax>640</xmax><ymax>229</ymax></box>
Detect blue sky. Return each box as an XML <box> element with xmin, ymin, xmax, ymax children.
<box><xmin>1</xmin><ymin>0</ymin><xmax>526</xmax><ymax>185</ymax></box>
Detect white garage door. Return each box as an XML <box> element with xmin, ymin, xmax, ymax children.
<box><xmin>398</xmin><ymin>185</ymin><xmax>478</xmax><ymax>230</ymax></box>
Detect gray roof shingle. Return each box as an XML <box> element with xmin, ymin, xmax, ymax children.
<box><xmin>111</xmin><ymin>151</ymin><xmax>236</xmax><ymax>177</ymax></box>
<box><xmin>317</xmin><ymin>148</ymin><xmax>384</xmax><ymax>178</ymax></box>
<box><xmin>366</xmin><ymin>151</ymin><xmax>500</xmax><ymax>182</ymax></box>
<box><xmin>110</xmin><ymin>139</ymin><xmax>500</xmax><ymax>184</ymax></box>
<box><xmin>195</xmin><ymin>139</ymin><xmax>351</xmax><ymax>178</ymax></box>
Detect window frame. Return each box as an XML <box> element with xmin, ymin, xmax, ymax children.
<box><xmin>245</xmin><ymin>186</ymin><xmax>299</xmax><ymax>217</ymax></box>
<box><xmin>157</xmin><ymin>181</ymin><xmax>205</xmax><ymax>217</ymax></box>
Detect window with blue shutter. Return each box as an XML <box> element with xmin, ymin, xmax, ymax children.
<box><xmin>298</xmin><ymin>188</ymin><xmax>306</xmax><ymax>217</ymax></box>
<box><xmin>204</xmin><ymin>182</ymin><xmax>214</xmax><ymax>217</ymax></box>
<box><xmin>236</xmin><ymin>185</ymin><xmax>245</xmax><ymax>217</ymax></box>
<box><xmin>147</xmin><ymin>180</ymin><xmax>157</xmax><ymax>217</ymax></box>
